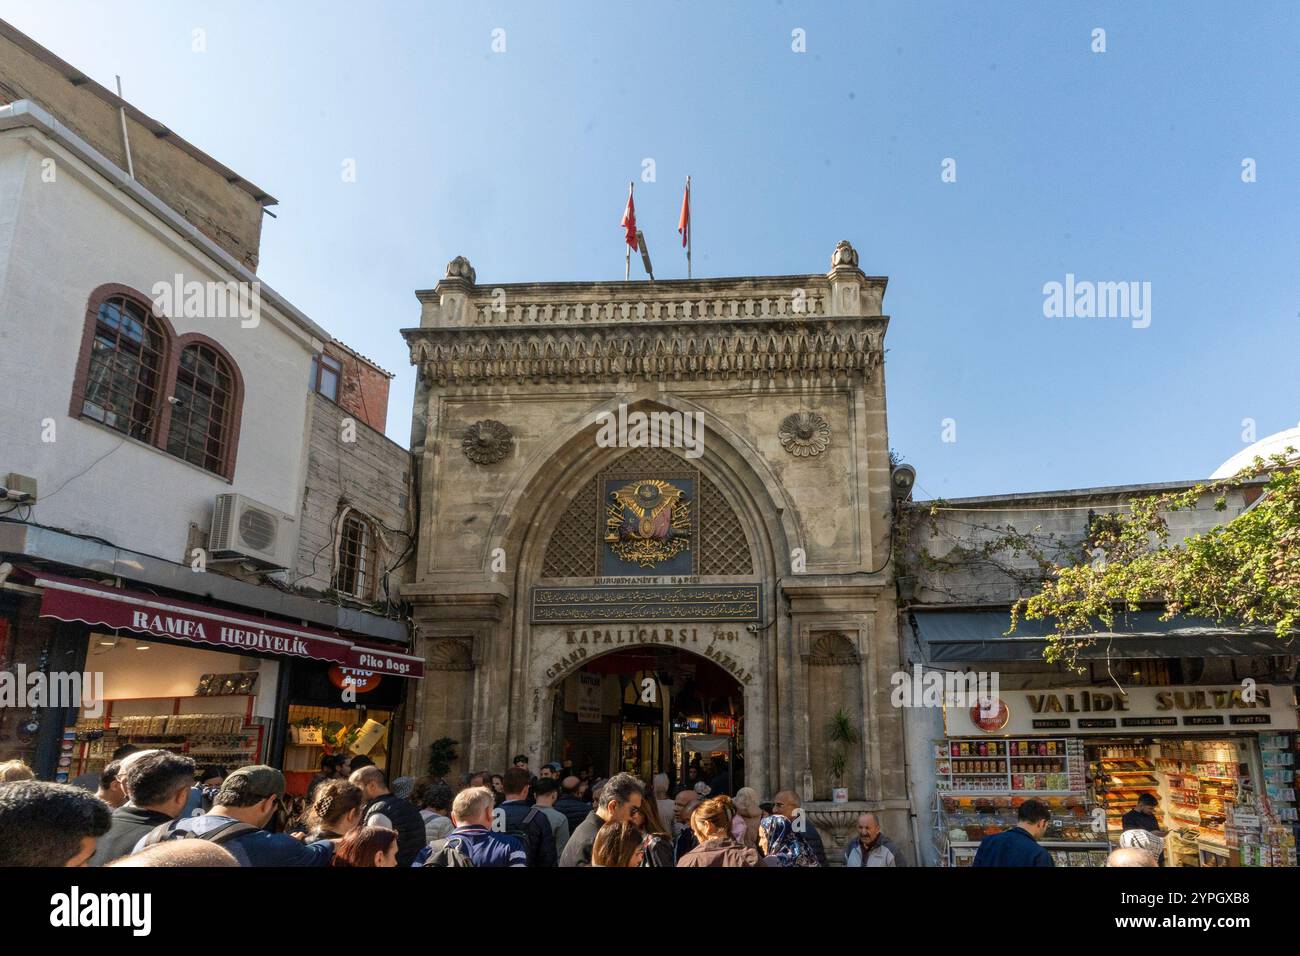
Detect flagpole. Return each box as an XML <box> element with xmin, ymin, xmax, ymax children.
<box><xmin>686</xmin><ymin>175</ymin><xmax>692</xmax><ymax>280</ymax></box>
<box><xmin>625</xmin><ymin>181</ymin><xmax>633</xmax><ymax>281</ymax></box>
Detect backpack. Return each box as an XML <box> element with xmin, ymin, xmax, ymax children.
<box><xmin>140</xmin><ymin>817</ymin><xmax>261</xmax><ymax>850</ymax></box>
<box><xmin>504</xmin><ymin>806</ymin><xmax>542</xmax><ymax>864</ymax></box>
<box><xmin>422</xmin><ymin>835</ymin><xmax>476</xmax><ymax>868</ymax></box>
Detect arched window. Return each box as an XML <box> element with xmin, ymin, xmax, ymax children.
<box><xmin>335</xmin><ymin>510</ymin><xmax>377</xmax><ymax>600</ymax></box>
<box><xmin>73</xmin><ymin>286</ymin><xmax>246</xmax><ymax>480</ymax></box>
<box><xmin>80</xmin><ymin>294</ymin><xmax>167</xmax><ymax>441</ymax></box>
<box><xmin>165</xmin><ymin>342</ymin><xmax>236</xmax><ymax>473</ymax></box>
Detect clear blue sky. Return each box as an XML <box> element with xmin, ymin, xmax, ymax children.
<box><xmin>6</xmin><ymin>0</ymin><xmax>1298</xmax><ymax>497</ymax></box>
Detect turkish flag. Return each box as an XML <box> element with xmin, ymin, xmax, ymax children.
<box><xmin>677</xmin><ymin>178</ymin><xmax>690</xmax><ymax>247</ymax></box>
<box><xmin>621</xmin><ymin>183</ymin><xmax>638</xmax><ymax>251</ymax></box>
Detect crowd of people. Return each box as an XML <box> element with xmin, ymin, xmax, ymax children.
<box><xmin>0</xmin><ymin>750</ymin><xmax>908</xmax><ymax>868</ymax></box>
<box><xmin>0</xmin><ymin>752</ymin><xmax>1162</xmax><ymax>868</ymax></box>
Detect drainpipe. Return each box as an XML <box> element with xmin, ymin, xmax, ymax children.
<box><xmin>896</xmin><ymin>608</ymin><xmax>926</xmax><ymax>864</ymax></box>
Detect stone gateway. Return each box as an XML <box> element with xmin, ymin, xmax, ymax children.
<box><xmin>402</xmin><ymin>241</ymin><xmax>911</xmax><ymax>862</ymax></box>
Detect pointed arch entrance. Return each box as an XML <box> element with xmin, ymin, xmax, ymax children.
<box><xmin>511</xmin><ymin>437</ymin><xmax>778</xmax><ymax>795</ymax></box>
<box><xmin>550</xmin><ymin>643</ymin><xmax>745</xmax><ymax>792</ymax></box>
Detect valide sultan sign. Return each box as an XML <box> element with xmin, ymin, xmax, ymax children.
<box><xmin>944</xmin><ymin>684</ymin><xmax>1299</xmax><ymax>736</ymax></box>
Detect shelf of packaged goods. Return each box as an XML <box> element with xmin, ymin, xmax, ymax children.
<box><xmin>946</xmin><ymin>840</ymin><xmax>1111</xmax><ymax>848</ymax></box>
<box><xmin>938</xmin><ymin>789</ymin><xmax>1083</xmax><ymax>797</ymax></box>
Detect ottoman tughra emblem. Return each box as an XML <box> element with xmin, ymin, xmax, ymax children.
<box><xmin>604</xmin><ymin>479</ymin><xmax>692</xmax><ymax>568</ymax></box>
<box><xmin>462</xmin><ymin>420</ymin><xmax>513</xmax><ymax>464</ymax></box>
<box><xmin>778</xmin><ymin>412</ymin><xmax>831</xmax><ymax>458</ymax></box>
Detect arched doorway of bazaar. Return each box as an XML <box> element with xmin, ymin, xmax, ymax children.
<box><xmin>514</xmin><ymin>436</ymin><xmax>781</xmax><ymax>795</ymax></box>
<box><xmin>550</xmin><ymin>643</ymin><xmax>747</xmax><ymax>793</ymax></box>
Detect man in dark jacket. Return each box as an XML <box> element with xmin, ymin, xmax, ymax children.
<box><xmin>559</xmin><ymin>772</ymin><xmax>643</xmax><ymax>867</ymax></box>
<box><xmin>90</xmin><ymin>750</ymin><xmax>196</xmax><ymax>866</ymax></box>
<box><xmin>972</xmin><ymin>799</ymin><xmax>1054</xmax><ymax>867</ymax></box>
<box><xmin>1121</xmin><ymin>793</ymin><xmax>1162</xmax><ymax>833</ymax></box>
<box><xmin>415</xmin><ymin>786</ymin><xmax>526</xmax><ymax>867</ymax></box>
<box><xmin>500</xmin><ymin>767</ymin><xmax>556</xmax><ymax>866</ymax></box>
<box><xmin>672</xmin><ymin>789</ymin><xmax>700</xmax><ymax>862</ymax></box>
<box><xmin>555</xmin><ymin>776</ymin><xmax>590</xmax><ymax>831</ymax></box>
<box><xmin>706</xmin><ymin>758</ymin><xmax>731</xmax><ymax>798</ymax></box>
<box><xmin>772</xmin><ymin>790</ymin><xmax>827</xmax><ymax>866</ymax></box>
<box><xmin>352</xmin><ymin>766</ymin><xmax>428</xmax><ymax>867</ymax></box>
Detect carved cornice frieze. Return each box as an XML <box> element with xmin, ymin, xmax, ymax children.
<box><xmin>405</xmin><ymin>316</ymin><xmax>886</xmax><ymax>387</ymax></box>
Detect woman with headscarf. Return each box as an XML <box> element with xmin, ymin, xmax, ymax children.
<box><xmin>1119</xmin><ymin>827</ymin><xmax>1166</xmax><ymax>866</ymax></box>
<box><xmin>757</xmin><ymin>813</ymin><xmax>820</xmax><ymax>867</ymax></box>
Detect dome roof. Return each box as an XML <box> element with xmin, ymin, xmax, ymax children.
<box><xmin>1211</xmin><ymin>424</ymin><xmax>1300</xmax><ymax>479</ymax></box>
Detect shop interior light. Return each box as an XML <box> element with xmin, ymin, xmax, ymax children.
<box><xmin>134</xmin><ymin>642</ymin><xmax>150</xmax><ymax>650</ymax></box>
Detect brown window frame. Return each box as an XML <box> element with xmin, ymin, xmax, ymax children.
<box><xmin>70</xmin><ymin>284</ymin><xmax>245</xmax><ymax>481</ymax></box>
<box><xmin>75</xmin><ymin>290</ymin><xmax>170</xmax><ymax>443</ymax></box>
<box><xmin>334</xmin><ymin>509</ymin><xmax>378</xmax><ymax>602</ymax></box>
<box><xmin>166</xmin><ymin>340</ymin><xmax>238</xmax><ymax>475</ymax></box>
<box><xmin>309</xmin><ymin>352</ymin><xmax>342</xmax><ymax>402</ymax></box>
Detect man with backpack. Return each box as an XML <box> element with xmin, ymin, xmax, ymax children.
<box><xmin>134</xmin><ymin>765</ymin><xmax>332</xmax><ymax>866</ymax></box>
<box><xmin>350</xmin><ymin>765</ymin><xmax>428</xmax><ymax>867</ymax></box>
<box><xmin>415</xmin><ymin>786</ymin><xmax>526</xmax><ymax>867</ymax></box>
<box><xmin>499</xmin><ymin>766</ymin><xmax>556</xmax><ymax>866</ymax></box>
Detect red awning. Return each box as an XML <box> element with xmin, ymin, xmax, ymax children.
<box><xmin>35</xmin><ymin>571</ymin><xmax>422</xmax><ymax>678</ymax></box>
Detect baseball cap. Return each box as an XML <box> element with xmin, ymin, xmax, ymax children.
<box><xmin>223</xmin><ymin>765</ymin><xmax>285</xmax><ymax>799</ymax></box>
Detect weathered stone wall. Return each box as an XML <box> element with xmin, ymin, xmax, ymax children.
<box><xmin>899</xmin><ymin>484</ymin><xmax>1256</xmax><ymax>605</ymax></box>
<box><xmin>295</xmin><ymin>392</ymin><xmax>412</xmax><ymax>600</ymax></box>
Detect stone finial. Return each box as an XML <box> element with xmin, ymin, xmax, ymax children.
<box><xmin>444</xmin><ymin>255</ymin><xmax>477</xmax><ymax>285</ymax></box>
<box><xmin>830</xmin><ymin>240</ymin><xmax>859</xmax><ymax>270</ymax></box>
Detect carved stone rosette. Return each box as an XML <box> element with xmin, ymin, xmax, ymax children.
<box><xmin>462</xmin><ymin>420</ymin><xmax>513</xmax><ymax>464</ymax></box>
<box><xmin>778</xmin><ymin>412</ymin><xmax>831</xmax><ymax>458</ymax></box>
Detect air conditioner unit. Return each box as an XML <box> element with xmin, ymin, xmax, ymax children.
<box><xmin>208</xmin><ymin>493</ymin><xmax>294</xmax><ymax>570</ymax></box>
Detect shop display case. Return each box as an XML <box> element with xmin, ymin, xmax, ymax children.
<box><xmin>933</xmin><ymin>737</ymin><xmax>1109</xmax><ymax>866</ymax></box>
<box><xmin>68</xmin><ymin>694</ymin><xmax>262</xmax><ymax>779</ymax></box>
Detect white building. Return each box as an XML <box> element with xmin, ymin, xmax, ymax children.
<box><xmin>0</xmin><ymin>22</ymin><xmax>419</xmax><ymax>788</ymax></box>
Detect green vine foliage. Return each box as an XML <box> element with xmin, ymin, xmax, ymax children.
<box><xmin>427</xmin><ymin>736</ymin><xmax>459</xmax><ymax>779</ymax></box>
<box><xmin>1010</xmin><ymin>453</ymin><xmax>1297</xmax><ymax>670</ymax></box>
